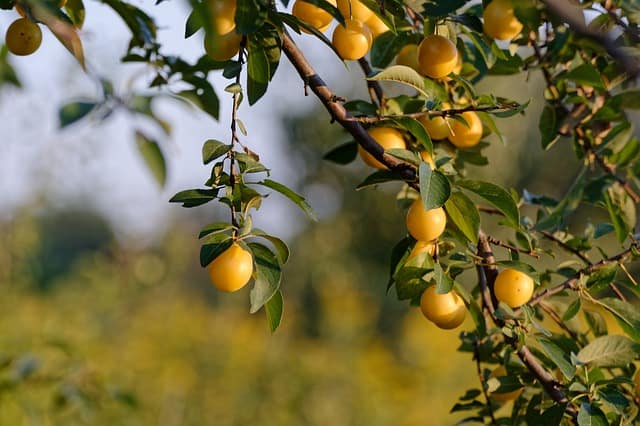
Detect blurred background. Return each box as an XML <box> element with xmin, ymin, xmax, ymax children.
<box><xmin>0</xmin><ymin>1</ymin><xmax>624</xmax><ymax>425</ymax></box>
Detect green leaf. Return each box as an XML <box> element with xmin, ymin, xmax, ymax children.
<box><xmin>457</xmin><ymin>180</ymin><xmax>519</xmax><ymax>227</ymax></box>
<box><xmin>185</xmin><ymin>8</ymin><xmax>203</xmax><ymax>38</ymax></box>
<box><xmin>434</xmin><ymin>263</ymin><xmax>454</xmax><ymax>294</ymax></box>
<box><xmin>202</xmin><ymin>139</ymin><xmax>231</xmax><ymax>164</ymax></box>
<box><xmin>387</xmin><ymin>236</ymin><xmax>412</xmax><ymax>290</ymax></box>
<box><xmin>198</xmin><ymin>222</ymin><xmax>234</xmax><ymax>238</ymax></box>
<box><xmin>135</xmin><ymin>131</ymin><xmax>166</xmax><ymax>187</ymax></box>
<box><xmin>248</xmin><ymin>242</ymin><xmax>281</xmax><ymax>313</ymax></box>
<box><xmin>419</xmin><ymin>163</ymin><xmax>451</xmax><ymax>210</ymax></box>
<box><xmin>64</xmin><ymin>0</ymin><xmax>85</xmax><ymax>28</ymax></box>
<box><xmin>610</xmin><ymin>89</ymin><xmax>640</xmax><ymax>109</ymax></box>
<box><xmin>180</xmin><ymin>75</ymin><xmax>220</xmax><ymax>120</ymax></box>
<box><xmin>250</xmin><ymin>228</ymin><xmax>290</xmax><ymax>264</ymax></box>
<box><xmin>577</xmin><ymin>403</ymin><xmax>608</xmax><ymax>426</ymax></box>
<box><xmin>539</xmin><ymin>104</ymin><xmax>560</xmax><ymax>150</ymax></box>
<box><xmin>537</xmin><ymin>336</ymin><xmax>576</xmax><ymax>380</ymax></box>
<box><xmin>605</xmin><ymin>184</ymin><xmax>635</xmax><ymax>243</ymax></box>
<box><xmin>200</xmin><ymin>236</ymin><xmax>233</xmax><ymax>267</ymax></box>
<box><xmin>256</xmin><ymin>179</ymin><xmax>317</xmax><ymax>221</ymax></box>
<box><xmin>599</xmin><ymin>297</ymin><xmax>640</xmax><ymax>342</ymax></box>
<box><xmin>562</xmin><ymin>298</ymin><xmax>581</xmax><ymax>321</ymax></box>
<box><xmin>564</xmin><ymin>63</ymin><xmax>606</xmax><ymax>90</ymax></box>
<box><xmin>102</xmin><ymin>0</ymin><xmax>157</xmax><ymax>47</ymax></box>
<box><xmin>392</xmin><ymin>116</ymin><xmax>433</xmax><ymax>155</ymax></box>
<box><xmin>444</xmin><ymin>191</ymin><xmax>479</xmax><ymax>244</ymax></box>
<box><xmin>59</xmin><ymin>101</ymin><xmax>95</xmax><ymax>127</ymax></box>
<box><xmin>247</xmin><ymin>42</ymin><xmax>270</xmax><ymax>105</ymax></box>
<box><xmin>323</xmin><ymin>141</ymin><xmax>358</xmax><ymax>164</ymax></box>
<box><xmin>235</xmin><ymin>0</ymin><xmax>267</xmax><ymax>34</ymax></box>
<box><xmin>356</xmin><ymin>170</ymin><xmax>403</xmax><ymax>189</ymax></box>
<box><xmin>576</xmin><ymin>335</ymin><xmax>640</xmax><ymax>367</ymax></box>
<box><xmin>370</xmin><ymin>31</ymin><xmax>415</xmax><ymax>68</ymax></box>
<box><xmin>264</xmin><ymin>289</ymin><xmax>283</xmax><ymax>332</ymax></box>
<box><xmin>169</xmin><ymin>189</ymin><xmax>218</xmax><ymax>208</ymax></box>
<box><xmin>368</xmin><ymin>65</ymin><xmax>430</xmax><ymax>99</ymax></box>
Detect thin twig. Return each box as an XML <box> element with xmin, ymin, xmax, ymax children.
<box><xmin>347</xmin><ymin>104</ymin><xmax>521</xmax><ymax>124</ymax></box>
<box><xmin>539</xmin><ymin>230</ymin><xmax>592</xmax><ymax>265</ymax></box>
<box><xmin>525</xmin><ymin>242</ymin><xmax>639</xmax><ymax>309</ymax></box>
<box><xmin>473</xmin><ymin>339</ymin><xmax>497</xmax><ymax>425</ymax></box>
<box><xmin>486</xmin><ymin>235</ymin><xmax>540</xmax><ymax>259</ymax></box>
<box><xmin>357</xmin><ymin>57</ymin><xmax>384</xmax><ymax>108</ymax></box>
<box><xmin>538</xmin><ymin>301</ymin><xmax>580</xmax><ymax>341</ymax></box>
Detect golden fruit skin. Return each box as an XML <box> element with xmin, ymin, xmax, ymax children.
<box><xmin>358</xmin><ymin>126</ymin><xmax>405</xmax><ymax>169</ymax></box>
<box><xmin>417</xmin><ymin>35</ymin><xmax>458</xmax><ymax>79</ymax></box>
<box><xmin>494</xmin><ymin>268</ymin><xmax>534</xmax><ymax>308</ymax></box>
<box><xmin>395</xmin><ymin>44</ymin><xmax>420</xmax><ymax>72</ymax></box>
<box><xmin>207</xmin><ymin>243</ymin><xmax>254</xmax><ymax>292</ymax></box>
<box><xmin>420</xmin><ymin>286</ymin><xmax>466</xmax><ymax>329</ymax></box>
<box><xmin>337</xmin><ymin>0</ymin><xmax>373</xmax><ymax>22</ymax></box>
<box><xmin>406</xmin><ymin>200</ymin><xmax>446</xmax><ymax>242</ymax></box>
<box><xmin>5</xmin><ymin>18</ymin><xmax>42</xmax><ymax>56</ymax></box>
<box><xmin>420</xmin><ymin>115</ymin><xmax>451</xmax><ymax>140</ymax></box>
<box><xmin>292</xmin><ymin>0</ymin><xmax>334</xmax><ymax>32</ymax></box>
<box><xmin>419</xmin><ymin>151</ymin><xmax>436</xmax><ymax>169</ymax></box>
<box><xmin>483</xmin><ymin>0</ymin><xmax>523</xmax><ymax>41</ymax></box>
<box><xmin>207</xmin><ymin>0</ymin><xmax>237</xmax><ymax>35</ymax></box>
<box><xmin>407</xmin><ymin>240</ymin><xmax>435</xmax><ymax>262</ymax></box>
<box><xmin>332</xmin><ymin>18</ymin><xmax>372</xmax><ymax>61</ymax></box>
<box><xmin>489</xmin><ymin>366</ymin><xmax>523</xmax><ymax>402</ymax></box>
<box><xmin>364</xmin><ymin>13</ymin><xmax>388</xmax><ymax>38</ymax></box>
<box><xmin>448</xmin><ymin>111</ymin><xmax>483</xmax><ymax>148</ymax></box>
<box><xmin>204</xmin><ymin>30</ymin><xmax>242</xmax><ymax>61</ymax></box>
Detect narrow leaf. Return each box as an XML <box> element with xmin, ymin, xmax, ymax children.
<box><xmin>135</xmin><ymin>131</ymin><xmax>166</xmax><ymax>187</ymax></box>
<box><xmin>264</xmin><ymin>289</ymin><xmax>283</xmax><ymax>332</ymax></box>
<box><xmin>256</xmin><ymin>179</ymin><xmax>317</xmax><ymax>221</ymax></box>
<box><xmin>576</xmin><ymin>335</ymin><xmax>640</xmax><ymax>367</ymax></box>
<box><xmin>457</xmin><ymin>180</ymin><xmax>519</xmax><ymax>227</ymax></box>
<box><xmin>248</xmin><ymin>242</ymin><xmax>281</xmax><ymax>313</ymax></box>
<box><xmin>444</xmin><ymin>191</ymin><xmax>479</xmax><ymax>244</ymax></box>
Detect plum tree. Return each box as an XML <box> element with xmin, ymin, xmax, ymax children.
<box><xmin>5</xmin><ymin>0</ymin><xmax>640</xmax><ymax>424</ymax></box>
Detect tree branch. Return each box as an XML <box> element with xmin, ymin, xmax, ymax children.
<box><xmin>526</xmin><ymin>242</ymin><xmax>638</xmax><ymax>308</ymax></box>
<box><xmin>358</xmin><ymin>57</ymin><xmax>384</xmax><ymax>108</ymax></box>
<box><xmin>541</xmin><ymin>0</ymin><xmax>640</xmax><ymax>77</ymax></box>
<box><xmin>281</xmin><ymin>33</ymin><xmax>418</xmax><ymax>185</ymax></box>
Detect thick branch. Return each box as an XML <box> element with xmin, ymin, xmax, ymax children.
<box><xmin>541</xmin><ymin>0</ymin><xmax>640</xmax><ymax>77</ymax></box>
<box><xmin>477</xmin><ymin>232</ymin><xmax>577</xmax><ymax>419</ymax></box>
<box><xmin>517</xmin><ymin>346</ymin><xmax>576</xmax><ymax>418</ymax></box>
<box><xmin>281</xmin><ymin>33</ymin><xmax>418</xmax><ymax>185</ymax></box>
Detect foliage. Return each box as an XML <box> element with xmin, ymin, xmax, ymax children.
<box><xmin>2</xmin><ymin>0</ymin><xmax>640</xmax><ymax>424</ymax></box>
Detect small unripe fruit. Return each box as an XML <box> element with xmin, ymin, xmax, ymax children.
<box><xmin>417</xmin><ymin>35</ymin><xmax>458</xmax><ymax>79</ymax></box>
<box><xmin>493</xmin><ymin>268</ymin><xmax>534</xmax><ymax>308</ymax></box>
<box><xmin>332</xmin><ymin>18</ymin><xmax>372</xmax><ymax>60</ymax></box>
<box><xmin>358</xmin><ymin>126</ymin><xmax>405</xmax><ymax>169</ymax></box>
<box><xmin>448</xmin><ymin>111</ymin><xmax>483</xmax><ymax>149</ymax></box>
<box><xmin>406</xmin><ymin>199</ymin><xmax>446</xmax><ymax>242</ymax></box>
<box><xmin>420</xmin><ymin>286</ymin><xmax>466</xmax><ymax>329</ymax></box>
<box><xmin>207</xmin><ymin>242</ymin><xmax>254</xmax><ymax>292</ymax></box>
<box><xmin>5</xmin><ymin>18</ymin><xmax>42</xmax><ymax>56</ymax></box>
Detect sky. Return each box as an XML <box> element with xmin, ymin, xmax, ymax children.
<box><xmin>0</xmin><ymin>0</ymin><xmax>362</xmax><ymax>244</ymax></box>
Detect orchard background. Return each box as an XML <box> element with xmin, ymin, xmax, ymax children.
<box><xmin>1</xmin><ymin>0</ymin><xmax>640</xmax><ymax>424</ymax></box>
